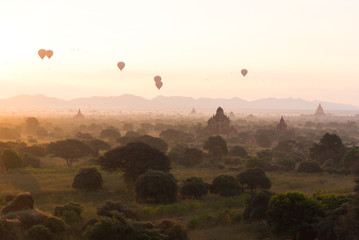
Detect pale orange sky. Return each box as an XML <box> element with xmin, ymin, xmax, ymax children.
<box><xmin>0</xmin><ymin>0</ymin><xmax>358</xmax><ymax>105</ymax></box>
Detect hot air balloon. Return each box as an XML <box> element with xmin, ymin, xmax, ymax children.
<box><xmin>46</xmin><ymin>50</ymin><xmax>53</xmax><ymax>59</ymax></box>
<box><xmin>155</xmin><ymin>81</ymin><xmax>163</xmax><ymax>90</ymax></box>
<box><xmin>117</xmin><ymin>61</ymin><xmax>125</xmax><ymax>71</ymax></box>
<box><xmin>38</xmin><ymin>49</ymin><xmax>46</xmax><ymax>60</ymax></box>
<box><xmin>154</xmin><ymin>76</ymin><xmax>161</xmax><ymax>82</ymax></box>
<box><xmin>241</xmin><ymin>69</ymin><xmax>248</xmax><ymax>77</ymax></box>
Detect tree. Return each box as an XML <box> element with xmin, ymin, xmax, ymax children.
<box><xmin>181</xmin><ymin>148</ymin><xmax>203</xmax><ymax>166</ymax></box>
<box><xmin>168</xmin><ymin>144</ymin><xmax>188</xmax><ymax>164</ymax></box>
<box><xmin>342</xmin><ymin>147</ymin><xmax>359</xmax><ymax>169</ymax></box>
<box><xmin>229</xmin><ymin>145</ymin><xmax>248</xmax><ymax>158</ymax></box>
<box><xmin>135</xmin><ymin>170</ymin><xmax>178</xmax><ymax>204</ymax></box>
<box><xmin>159</xmin><ymin>129</ymin><xmax>194</xmax><ymax>143</ymax></box>
<box><xmin>236</xmin><ymin>168</ymin><xmax>271</xmax><ymax>191</ymax></box>
<box><xmin>210</xmin><ymin>175</ymin><xmax>243</xmax><ymax>197</ymax></box>
<box><xmin>98</xmin><ymin>142</ymin><xmax>170</xmax><ymax>185</ymax></box>
<box><xmin>1</xmin><ymin>149</ymin><xmax>22</xmax><ymax>170</ymax></box>
<box><xmin>47</xmin><ymin>139</ymin><xmax>92</xmax><ymax>167</ymax></box>
<box><xmin>99</xmin><ymin>126</ymin><xmax>121</xmax><ymax>140</ymax></box>
<box><xmin>72</xmin><ymin>168</ymin><xmax>103</xmax><ymax>191</ymax></box>
<box><xmin>180</xmin><ymin>177</ymin><xmax>208</xmax><ymax>199</ymax></box>
<box><xmin>310</xmin><ymin>133</ymin><xmax>346</xmax><ymax>165</ymax></box>
<box><xmin>129</xmin><ymin>135</ymin><xmax>168</xmax><ymax>153</ymax></box>
<box><xmin>86</xmin><ymin>139</ymin><xmax>111</xmax><ymax>156</ymax></box>
<box><xmin>254</xmin><ymin>129</ymin><xmax>274</xmax><ymax>148</ymax></box>
<box><xmin>203</xmin><ymin>135</ymin><xmax>228</xmax><ymax>156</ymax></box>
<box><xmin>267</xmin><ymin>192</ymin><xmax>324</xmax><ymax>240</ymax></box>
<box><xmin>243</xmin><ymin>190</ymin><xmax>273</xmax><ymax>221</ymax></box>
<box><xmin>296</xmin><ymin>161</ymin><xmax>322</xmax><ymax>173</ymax></box>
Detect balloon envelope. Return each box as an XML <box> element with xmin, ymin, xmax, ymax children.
<box><xmin>117</xmin><ymin>61</ymin><xmax>125</xmax><ymax>71</ymax></box>
<box><xmin>154</xmin><ymin>76</ymin><xmax>161</xmax><ymax>82</ymax></box>
<box><xmin>38</xmin><ymin>49</ymin><xmax>46</xmax><ymax>59</ymax></box>
<box><xmin>155</xmin><ymin>81</ymin><xmax>163</xmax><ymax>90</ymax></box>
<box><xmin>46</xmin><ymin>50</ymin><xmax>53</xmax><ymax>59</ymax></box>
<box><xmin>241</xmin><ymin>69</ymin><xmax>248</xmax><ymax>77</ymax></box>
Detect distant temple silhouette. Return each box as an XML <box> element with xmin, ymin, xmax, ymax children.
<box><xmin>191</xmin><ymin>107</ymin><xmax>196</xmax><ymax>114</ymax></box>
<box><xmin>314</xmin><ymin>103</ymin><xmax>325</xmax><ymax>116</ymax></box>
<box><xmin>201</xmin><ymin>107</ymin><xmax>237</xmax><ymax>137</ymax></box>
<box><xmin>74</xmin><ymin>109</ymin><xmax>85</xmax><ymax>119</ymax></box>
<box><xmin>277</xmin><ymin>116</ymin><xmax>288</xmax><ymax>132</ymax></box>
<box><xmin>229</xmin><ymin>111</ymin><xmax>235</xmax><ymax>119</ymax></box>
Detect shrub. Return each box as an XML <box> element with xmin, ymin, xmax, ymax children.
<box><xmin>23</xmin><ymin>154</ymin><xmax>41</xmax><ymax>168</ymax></box>
<box><xmin>210</xmin><ymin>175</ymin><xmax>244</xmax><ymax>197</ymax></box>
<box><xmin>243</xmin><ymin>191</ymin><xmax>273</xmax><ymax>221</ymax></box>
<box><xmin>62</xmin><ymin>210</ymin><xmax>81</xmax><ymax>225</ymax></box>
<box><xmin>135</xmin><ymin>170</ymin><xmax>178</xmax><ymax>204</ymax></box>
<box><xmin>267</xmin><ymin>192</ymin><xmax>325</xmax><ymax>239</ymax></box>
<box><xmin>155</xmin><ymin>220</ymin><xmax>189</xmax><ymax>240</ymax></box>
<box><xmin>180</xmin><ymin>177</ymin><xmax>208</xmax><ymax>199</ymax></box>
<box><xmin>236</xmin><ymin>168</ymin><xmax>271</xmax><ymax>191</ymax></box>
<box><xmin>180</xmin><ymin>148</ymin><xmax>203</xmax><ymax>166</ymax></box>
<box><xmin>229</xmin><ymin>146</ymin><xmax>248</xmax><ymax>158</ymax></box>
<box><xmin>296</xmin><ymin>161</ymin><xmax>322</xmax><ymax>173</ymax></box>
<box><xmin>54</xmin><ymin>202</ymin><xmax>83</xmax><ymax>219</ymax></box>
<box><xmin>72</xmin><ymin>168</ymin><xmax>103</xmax><ymax>191</ymax></box>
<box><xmin>1</xmin><ymin>149</ymin><xmax>22</xmax><ymax>170</ymax></box>
<box><xmin>314</xmin><ymin>193</ymin><xmax>351</xmax><ymax>212</ymax></box>
<box><xmin>97</xmin><ymin>201</ymin><xmax>137</xmax><ymax>220</ymax></box>
<box><xmin>43</xmin><ymin>217</ymin><xmax>66</xmax><ymax>234</ymax></box>
<box><xmin>84</xmin><ymin>214</ymin><xmax>166</xmax><ymax>240</ymax></box>
<box><xmin>24</xmin><ymin>225</ymin><xmax>52</xmax><ymax>240</ymax></box>
<box><xmin>0</xmin><ymin>219</ymin><xmax>18</xmax><ymax>240</ymax></box>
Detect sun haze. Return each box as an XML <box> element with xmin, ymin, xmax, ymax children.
<box><xmin>1</xmin><ymin>0</ymin><xmax>358</xmax><ymax>105</ymax></box>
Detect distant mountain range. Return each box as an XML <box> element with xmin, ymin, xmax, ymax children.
<box><xmin>0</xmin><ymin>94</ymin><xmax>358</xmax><ymax>112</ymax></box>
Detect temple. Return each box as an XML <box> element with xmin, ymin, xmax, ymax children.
<box><xmin>276</xmin><ymin>116</ymin><xmax>288</xmax><ymax>132</ymax></box>
<box><xmin>191</xmin><ymin>107</ymin><xmax>196</xmax><ymax>114</ymax></box>
<box><xmin>74</xmin><ymin>109</ymin><xmax>85</xmax><ymax>119</ymax></box>
<box><xmin>314</xmin><ymin>103</ymin><xmax>325</xmax><ymax>116</ymax></box>
<box><xmin>202</xmin><ymin>107</ymin><xmax>237</xmax><ymax>137</ymax></box>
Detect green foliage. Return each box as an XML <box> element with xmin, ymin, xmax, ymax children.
<box><xmin>229</xmin><ymin>145</ymin><xmax>248</xmax><ymax>158</ymax></box>
<box><xmin>84</xmin><ymin>214</ymin><xmax>166</xmax><ymax>240</ymax></box>
<box><xmin>314</xmin><ymin>193</ymin><xmax>351</xmax><ymax>212</ymax></box>
<box><xmin>54</xmin><ymin>202</ymin><xmax>83</xmax><ymax>221</ymax></box>
<box><xmin>47</xmin><ymin>139</ymin><xmax>92</xmax><ymax>167</ymax></box>
<box><xmin>186</xmin><ymin>208</ymin><xmax>241</xmax><ymax>229</ymax></box>
<box><xmin>203</xmin><ymin>135</ymin><xmax>228</xmax><ymax>156</ymax></box>
<box><xmin>310</xmin><ymin>132</ymin><xmax>346</xmax><ymax>164</ymax></box>
<box><xmin>180</xmin><ymin>177</ymin><xmax>208</xmax><ymax>199</ymax></box>
<box><xmin>159</xmin><ymin>129</ymin><xmax>194</xmax><ymax>143</ymax></box>
<box><xmin>24</xmin><ymin>224</ymin><xmax>52</xmax><ymax>240</ymax></box>
<box><xmin>0</xmin><ymin>219</ymin><xmax>18</xmax><ymax>240</ymax></box>
<box><xmin>254</xmin><ymin>129</ymin><xmax>274</xmax><ymax>148</ymax></box>
<box><xmin>72</xmin><ymin>167</ymin><xmax>103</xmax><ymax>191</ymax></box>
<box><xmin>168</xmin><ymin>144</ymin><xmax>187</xmax><ymax>164</ymax></box>
<box><xmin>274</xmin><ymin>157</ymin><xmax>296</xmax><ymax>171</ymax></box>
<box><xmin>23</xmin><ymin>154</ymin><xmax>41</xmax><ymax>168</ymax></box>
<box><xmin>210</xmin><ymin>175</ymin><xmax>244</xmax><ymax>197</ymax></box>
<box><xmin>129</xmin><ymin>135</ymin><xmax>168</xmax><ymax>153</ymax></box>
<box><xmin>43</xmin><ymin>217</ymin><xmax>66</xmax><ymax>234</ymax></box>
<box><xmin>296</xmin><ymin>161</ymin><xmax>322</xmax><ymax>173</ymax></box>
<box><xmin>1</xmin><ymin>148</ymin><xmax>22</xmax><ymax>170</ymax></box>
<box><xmin>99</xmin><ymin>126</ymin><xmax>121</xmax><ymax>140</ymax></box>
<box><xmin>155</xmin><ymin>220</ymin><xmax>189</xmax><ymax>240</ymax></box>
<box><xmin>181</xmin><ymin>148</ymin><xmax>203</xmax><ymax>166</ymax></box>
<box><xmin>98</xmin><ymin>142</ymin><xmax>170</xmax><ymax>184</ymax></box>
<box><xmin>243</xmin><ymin>191</ymin><xmax>273</xmax><ymax>221</ymax></box>
<box><xmin>236</xmin><ymin>168</ymin><xmax>271</xmax><ymax>191</ymax></box>
<box><xmin>86</xmin><ymin>139</ymin><xmax>111</xmax><ymax>156</ymax></box>
<box><xmin>342</xmin><ymin>147</ymin><xmax>359</xmax><ymax>169</ymax></box>
<box><xmin>135</xmin><ymin>170</ymin><xmax>178</xmax><ymax>204</ymax></box>
<box><xmin>267</xmin><ymin>192</ymin><xmax>325</xmax><ymax>239</ymax></box>
<box><xmin>97</xmin><ymin>201</ymin><xmax>137</xmax><ymax>220</ymax></box>
<box><xmin>244</xmin><ymin>157</ymin><xmax>267</xmax><ymax>169</ymax></box>
<box><xmin>62</xmin><ymin>210</ymin><xmax>81</xmax><ymax>225</ymax></box>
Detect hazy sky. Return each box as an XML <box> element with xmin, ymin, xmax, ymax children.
<box><xmin>1</xmin><ymin>0</ymin><xmax>358</xmax><ymax>105</ymax></box>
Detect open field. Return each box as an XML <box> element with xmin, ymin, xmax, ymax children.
<box><xmin>0</xmin><ymin>161</ymin><xmax>355</xmax><ymax>239</ymax></box>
